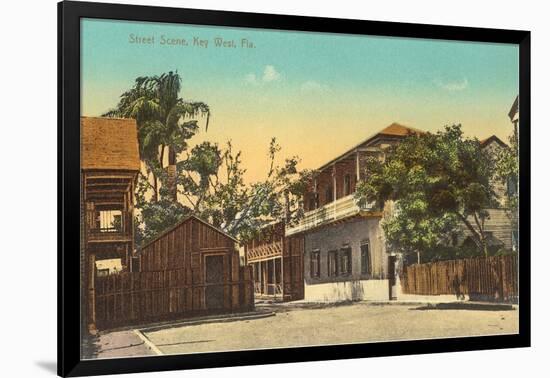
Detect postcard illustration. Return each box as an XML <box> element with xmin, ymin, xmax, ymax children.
<box><xmin>80</xmin><ymin>18</ymin><xmax>520</xmax><ymax>359</ymax></box>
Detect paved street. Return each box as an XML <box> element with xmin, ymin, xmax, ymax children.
<box><xmin>85</xmin><ymin>301</ymin><xmax>518</xmax><ymax>359</ymax></box>
<box><xmin>138</xmin><ymin>302</ymin><xmax>518</xmax><ymax>356</ymax></box>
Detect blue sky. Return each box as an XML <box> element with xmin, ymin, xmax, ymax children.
<box><xmin>81</xmin><ymin>18</ymin><xmax>519</xmax><ymax>182</ymax></box>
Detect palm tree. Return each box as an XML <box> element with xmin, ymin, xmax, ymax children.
<box><xmin>103</xmin><ymin>71</ymin><xmax>210</xmax><ymax>202</ymax></box>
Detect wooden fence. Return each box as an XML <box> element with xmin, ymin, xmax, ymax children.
<box><xmin>401</xmin><ymin>255</ymin><xmax>518</xmax><ymax>302</ymax></box>
<box><xmin>93</xmin><ymin>266</ymin><xmax>254</xmax><ymax>330</ymax></box>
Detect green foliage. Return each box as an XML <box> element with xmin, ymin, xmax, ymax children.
<box><xmin>132</xmin><ymin>172</ymin><xmax>190</xmax><ymax>245</ymax></box>
<box><xmin>104</xmin><ymin>71</ymin><xmax>210</xmax><ymax>202</ymax></box>
<box><xmin>136</xmin><ymin>199</ymin><xmax>190</xmax><ymax>245</ymax></box>
<box><xmin>382</xmin><ymin>204</ymin><xmax>460</xmax><ymax>257</ymax></box>
<box><xmin>356</xmin><ymin>124</ymin><xmax>499</xmax><ymax>258</ymax></box>
<box><xmin>177</xmin><ymin>138</ymin><xmax>314</xmax><ymax>242</ymax></box>
<box><xmin>131</xmin><ymin>137</ymin><xmax>311</xmax><ymax>245</ymax></box>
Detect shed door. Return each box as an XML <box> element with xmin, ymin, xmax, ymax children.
<box><xmin>205</xmin><ymin>255</ymin><xmax>225</xmax><ymax>310</ymax></box>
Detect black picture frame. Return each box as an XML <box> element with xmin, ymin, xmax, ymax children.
<box><xmin>58</xmin><ymin>1</ymin><xmax>531</xmax><ymax>376</ymax></box>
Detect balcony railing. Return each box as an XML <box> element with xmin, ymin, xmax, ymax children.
<box><xmin>87</xmin><ymin>228</ymin><xmax>132</xmax><ymax>242</ymax></box>
<box><xmin>286</xmin><ymin>194</ymin><xmax>374</xmax><ymax>236</ymax></box>
<box><xmin>254</xmin><ymin>282</ymin><xmax>283</xmax><ymax>297</ymax></box>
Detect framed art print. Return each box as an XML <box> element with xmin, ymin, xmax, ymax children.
<box><xmin>58</xmin><ymin>1</ymin><xmax>531</xmax><ymax>376</ymax></box>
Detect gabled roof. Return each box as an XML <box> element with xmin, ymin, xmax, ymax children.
<box><xmin>480</xmin><ymin>135</ymin><xmax>507</xmax><ymax>148</ymax></box>
<box><xmin>139</xmin><ymin>215</ymin><xmax>239</xmax><ymax>251</ymax></box>
<box><xmin>377</xmin><ymin>122</ymin><xmax>424</xmax><ymax>137</ymax></box>
<box><xmin>81</xmin><ymin>117</ymin><xmax>141</xmax><ymax>171</ymax></box>
<box><xmin>317</xmin><ymin>123</ymin><xmax>423</xmax><ymax>171</ymax></box>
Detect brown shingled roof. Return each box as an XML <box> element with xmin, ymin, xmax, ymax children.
<box><xmin>377</xmin><ymin>122</ymin><xmax>424</xmax><ymax>137</ymax></box>
<box><xmin>316</xmin><ymin>122</ymin><xmax>423</xmax><ymax>171</ymax></box>
<box><xmin>81</xmin><ymin>117</ymin><xmax>140</xmax><ymax>171</ymax></box>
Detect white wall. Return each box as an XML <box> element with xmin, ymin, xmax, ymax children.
<box><xmin>304</xmin><ymin>217</ymin><xmax>387</xmax><ymax>282</ymax></box>
<box><xmin>304</xmin><ymin>279</ymin><xmax>389</xmax><ymax>302</ymax></box>
<box><xmin>4</xmin><ymin>1</ymin><xmax>549</xmax><ymax>378</ymax></box>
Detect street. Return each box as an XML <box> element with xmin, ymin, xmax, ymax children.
<box><xmin>136</xmin><ymin>302</ymin><xmax>518</xmax><ymax>356</ymax></box>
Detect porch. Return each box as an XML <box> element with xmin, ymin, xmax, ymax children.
<box><xmin>251</xmin><ymin>257</ymin><xmax>283</xmax><ymax>300</ymax></box>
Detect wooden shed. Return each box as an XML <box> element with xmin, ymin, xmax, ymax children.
<box><xmin>138</xmin><ymin>216</ymin><xmax>254</xmax><ymax>313</ymax></box>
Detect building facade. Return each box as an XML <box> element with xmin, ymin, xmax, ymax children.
<box><xmin>81</xmin><ymin>116</ymin><xmax>141</xmax><ymax>332</ymax></box>
<box><xmin>283</xmin><ymin>123</ymin><xmax>420</xmax><ymax>301</ymax></box>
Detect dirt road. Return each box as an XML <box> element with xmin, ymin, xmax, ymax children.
<box><xmin>141</xmin><ymin>302</ymin><xmax>518</xmax><ymax>355</ymax></box>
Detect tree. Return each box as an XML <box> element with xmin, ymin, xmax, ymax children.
<box><xmin>382</xmin><ymin>195</ymin><xmax>460</xmax><ymax>263</ymax></box>
<box><xmin>133</xmin><ymin>172</ymin><xmax>191</xmax><ymax>246</ymax></box>
<box><xmin>105</xmin><ymin>73</ymin><xmax>312</xmax><ymax>246</ymax></box>
<box><xmin>132</xmin><ymin>136</ymin><xmax>312</xmax><ymax>246</ymax></box>
<box><xmin>103</xmin><ymin>71</ymin><xmax>210</xmax><ymax>202</ymax></box>
<box><xmin>177</xmin><ymin>138</ymin><xmax>314</xmax><ymax>242</ymax></box>
<box><xmin>355</xmin><ymin>124</ymin><xmax>499</xmax><ymax>258</ymax></box>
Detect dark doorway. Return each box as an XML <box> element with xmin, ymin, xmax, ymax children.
<box><xmin>205</xmin><ymin>255</ymin><xmax>225</xmax><ymax>310</ymax></box>
<box><xmin>388</xmin><ymin>255</ymin><xmax>397</xmax><ymax>300</ymax></box>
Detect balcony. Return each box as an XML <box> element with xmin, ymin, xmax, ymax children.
<box><xmin>87</xmin><ymin>227</ymin><xmax>132</xmax><ymax>243</ymax></box>
<box><xmin>286</xmin><ymin>194</ymin><xmax>375</xmax><ymax>236</ymax></box>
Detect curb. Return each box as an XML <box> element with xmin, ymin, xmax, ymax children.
<box><xmin>138</xmin><ymin>310</ymin><xmax>276</xmax><ymax>333</ymax></box>
<box><xmin>133</xmin><ymin>329</ymin><xmax>163</xmax><ymax>355</ymax></box>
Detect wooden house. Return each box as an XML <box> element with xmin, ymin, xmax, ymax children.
<box><xmin>138</xmin><ymin>215</ymin><xmax>254</xmax><ymax>313</ymax></box>
<box><xmin>81</xmin><ymin>116</ymin><xmax>141</xmax><ymax>331</ymax></box>
<box><xmin>472</xmin><ymin>135</ymin><xmax>516</xmax><ymax>251</ymax></box>
<box><xmin>244</xmin><ymin>222</ymin><xmax>304</xmax><ymax>301</ymax></box>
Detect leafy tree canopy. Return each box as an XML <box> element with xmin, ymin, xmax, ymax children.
<box><xmin>355</xmin><ymin>124</ymin><xmax>499</xmax><ymax>258</ymax></box>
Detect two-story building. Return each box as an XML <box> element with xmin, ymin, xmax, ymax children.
<box><xmin>287</xmin><ymin>123</ymin><xmax>424</xmax><ymax>301</ymax></box>
<box><xmin>246</xmin><ymin>123</ymin><xmax>422</xmax><ymax>302</ymax></box>
<box><xmin>81</xmin><ymin>116</ymin><xmax>141</xmax><ymax>332</ymax></box>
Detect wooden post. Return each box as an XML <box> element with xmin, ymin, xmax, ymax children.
<box><xmin>273</xmin><ymin>258</ymin><xmax>277</xmax><ymax>298</ymax></box>
<box><xmin>332</xmin><ymin>164</ymin><xmax>337</xmax><ymax>202</ymax></box>
<box><xmin>261</xmin><ymin>261</ymin><xmax>269</xmax><ymax>295</ymax></box>
<box><xmin>87</xmin><ymin>253</ymin><xmax>97</xmax><ymax>334</ymax></box>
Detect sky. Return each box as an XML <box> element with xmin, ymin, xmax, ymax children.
<box><xmin>81</xmin><ymin>18</ymin><xmax>519</xmax><ymax>183</ymax></box>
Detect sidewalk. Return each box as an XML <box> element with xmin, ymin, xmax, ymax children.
<box><xmin>83</xmin><ymin>329</ymin><xmax>156</xmax><ymax>359</ymax></box>
<box><xmin>83</xmin><ymin>309</ymin><xmax>276</xmax><ymax>359</ymax></box>
<box><xmin>256</xmin><ymin>296</ymin><xmax>517</xmax><ymax>312</ymax></box>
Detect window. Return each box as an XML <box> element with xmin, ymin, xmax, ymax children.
<box><xmin>361</xmin><ymin>242</ymin><xmax>371</xmax><ymax>275</ymax></box>
<box><xmin>328</xmin><ymin>250</ymin><xmax>338</xmax><ymax>277</ymax></box>
<box><xmin>308</xmin><ymin>193</ymin><xmax>319</xmax><ymax>210</ymax></box>
<box><xmin>507</xmin><ymin>177</ymin><xmax>517</xmax><ymax>197</ymax></box>
<box><xmin>310</xmin><ymin>250</ymin><xmax>321</xmax><ymax>278</ymax></box>
<box><xmin>340</xmin><ymin>247</ymin><xmax>352</xmax><ymax>275</ymax></box>
<box><xmin>308</xmin><ymin>195</ymin><xmax>316</xmax><ymax>211</ymax></box>
<box><xmin>344</xmin><ymin>174</ymin><xmax>352</xmax><ymax>196</ymax></box>
<box><xmin>325</xmin><ymin>186</ymin><xmax>333</xmax><ymax>203</ymax></box>
<box><xmin>98</xmin><ymin>210</ymin><xmax>122</xmax><ymax>232</ymax></box>
<box><xmin>97</xmin><ymin>268</ymin><xmax>110</xmax><ymax>277</ymax></box>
